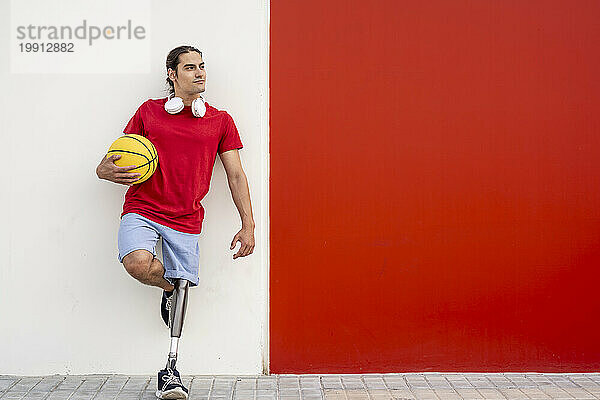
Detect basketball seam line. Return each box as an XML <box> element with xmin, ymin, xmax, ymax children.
<box><xmin>122</xmin><ymin>134</ymin><xmax>158</xmax><ymax>172</ymax></box>
<box><xmin>136</xmin><ymin>155</ymin><xmax>156</xmax><ymax>181</ymax></box>
<box><xmin>107</xmin><ymin>149</ymin><xmax>150</xmax><ymax>162</ymax></box>
<box><xmin>123</xmin><ymin>134</ymin><xmax>157</xmax><ymax>160</ymax></box>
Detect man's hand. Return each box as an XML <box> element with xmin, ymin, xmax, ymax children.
<box><xmin>230</xmin><ymin>227</ymin><xmax>255</xmax><ymax>259</ymax></box>
<box><xmin>96</xmin><ymin>154</ymin><xmax>142</xmax><ymax>187</ymax></box>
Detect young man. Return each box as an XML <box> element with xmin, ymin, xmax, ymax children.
<box><xmin>96</xmin><ymin>45</ymin><xmax>255</xmax><ymax>400</ymax></box>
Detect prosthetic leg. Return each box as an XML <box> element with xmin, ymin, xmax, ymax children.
<box><xmin>166</xmin><ymin>278</ymin><xmax>190</xmax><ymax>370</ymax></box>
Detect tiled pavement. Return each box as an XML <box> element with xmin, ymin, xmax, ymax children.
<box><xmin>1</xmin><ymin>373</ymin><xmax>599</xmax><ymax>400</ymax></box>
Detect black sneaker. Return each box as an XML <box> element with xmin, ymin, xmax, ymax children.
<box><xmin>156</xmin><ymin>367</ymin><xmax>188</xmax><ymax>399</ymax></box>
<box><xmin>161</xmin><ymin>290</ymin><xmax>174</xmax><ymax>327</ymax></box>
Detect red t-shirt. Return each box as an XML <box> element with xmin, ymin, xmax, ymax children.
<box><xmin>120</xmin><ymin>97</ymin><xmax>243</xmax><ymax>234</ymax></box>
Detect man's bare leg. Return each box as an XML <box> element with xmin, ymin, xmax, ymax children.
<box><xmin>145</xmin><ymin>257</ymin><xmax>175</xmax><ymax>291</ymax></box>
<box><xmin>122</xmin><ymin>250</ymin><xmax>175</xmax><ymax>291</ymax></box>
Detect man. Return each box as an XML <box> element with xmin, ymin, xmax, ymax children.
<box><xmin>96</xmin><ymin>45</ymin><xmax>255</xmax><ymax>400</ymax></box>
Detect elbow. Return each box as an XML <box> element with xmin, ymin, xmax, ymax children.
<box><xmin>228</xmin><ymin>171</ymin><xmax>245</xmax><ymax>183</ymax></box>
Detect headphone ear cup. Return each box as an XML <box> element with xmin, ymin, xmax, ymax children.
<box><xmin>191</xmin><ymin>97</ymin><xmax>206</xmax><ymax>117</ymax></box>
<box><xmin>165</xmin><ymin>97</ymin><xmax>184</xmax><ymax>114</ymax></box>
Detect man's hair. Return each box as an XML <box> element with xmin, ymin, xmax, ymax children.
<box><xmin>165</xmin><ymin>45</ymin><xmax>203</xmax><ymax>97</ymax></box>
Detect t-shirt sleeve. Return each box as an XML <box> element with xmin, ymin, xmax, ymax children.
<box><xmin>218</xmin><ymin>112</ymin><xmax>244</xmax><ymax>155</ymax></box>
<box><xmin>123</xmin><ymin>103</ymin><xmax>146</xmax><ymax>136</ymax></box>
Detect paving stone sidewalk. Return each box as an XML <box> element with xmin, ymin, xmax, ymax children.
<box><xmin>1</xmin><ymin>373</ymin><xmax>599</xmax><ymax>400</ymax></box>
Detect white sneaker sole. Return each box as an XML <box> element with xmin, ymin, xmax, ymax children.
<box><xmin>155</xmin><ymin>387</ymin><xmax>188</xmax><ymax>399</ymax></box>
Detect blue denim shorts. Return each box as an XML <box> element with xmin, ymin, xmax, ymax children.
<box><xmin>117</xmin><ymin>212</ymin><xmax>200</xmax><ymax>287</ymax></box>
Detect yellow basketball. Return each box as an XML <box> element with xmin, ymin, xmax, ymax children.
<box><xmin>106</xmin><ymin>134</ymin><xmax>158</xmax><ymax>184</ymax></box>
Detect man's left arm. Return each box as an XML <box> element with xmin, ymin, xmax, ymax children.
<box><xmin>219</xmin><ymin>149</ymin><xmax>255</xmax><ymax>259</ymax></box>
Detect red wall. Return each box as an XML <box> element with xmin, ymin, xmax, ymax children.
<box><xmin>270</xmin><ymin>0</ymin><xmax>600</xmax><ymax>373</ymax></box>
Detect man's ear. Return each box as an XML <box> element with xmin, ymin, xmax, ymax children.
<box><xmin>167</xmin><ymin>68</ymin><xmax>177</xmax><ymax>82</ymax></box>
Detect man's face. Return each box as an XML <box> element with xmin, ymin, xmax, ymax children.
<box><xmin>168</xmin><ymin>51</ymin><xmax>206</xmax><ymax>96</ymax></box>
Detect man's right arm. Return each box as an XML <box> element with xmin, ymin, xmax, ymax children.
<box><xmin>96</xmin><ymin>154</ymin><xmax>142</xmax><ymax>187</ymax></box>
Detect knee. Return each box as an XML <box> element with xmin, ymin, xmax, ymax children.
<box><xmin>122</xmin><ymin>250</ymin><xmax>153</xmax><ymax>280</ymax></box>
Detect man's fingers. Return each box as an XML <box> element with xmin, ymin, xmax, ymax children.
<box><xmin>115</xmin><ymin>172</ymin><xmax>142</xmax><ymax>178</ymax></box>
<box><xmin>105</xmin><ymin>154</ymin><xmax>121</xmax><ymax>161</ymax></box>
<box><xmin>115</xmin><ymin>176</ymin><xmax>140</xmax><ymax>184</ymax></box>
<box><xmin>115</xmin><ymin>165</ymin><xmax>139</xmax><ymax>172</ymax></box>
<box><xmin>231</xmin><ymin>234</ymin><xmax>255</xmax><ymax>259</ymax></box>
<box><xmin>106</xmin><ymin>154</ymin><xmax>121</xmax><ymax>163</ymax></box>
<box><xmin>106</xmin><ymin>154</ymin><xmax>138</xmax><ymax>171</ymax></box>
<box><xmin>114</xmin><ymin>173</ymin><xmax>140</xmax><ymax>178</ymax></box>
<box><xmin>233</xmin><ymin>244</ymin><xmax>245</xmax><ymax>258</ymax></box>
<box><xmin>240</xmin><ymin>244</ymin><xmax>252</xmax><ymax>257</ymax></box>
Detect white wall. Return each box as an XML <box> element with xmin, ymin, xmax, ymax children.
<box><xmin>0</xmin><ymin>0</ymin><xmax>269</xmax><ymax>375</ymax></box>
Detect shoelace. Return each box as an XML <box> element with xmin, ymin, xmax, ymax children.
<box><xmin>165</xmin><ymin>294</ymin><xmax>173</xmax><ymax>326</ymax></box>
<box><xmin>161</xmin><ymin>369</ymin><xmax>182</xmax><ymax>388</ymax></box>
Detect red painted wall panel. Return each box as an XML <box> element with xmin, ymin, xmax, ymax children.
<box><xmin>270</xmin><ymin>0</ymin><xmax>600</xmax><ymax>372</ymax></box>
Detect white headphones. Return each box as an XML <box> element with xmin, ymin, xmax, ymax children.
<box><xmin>164</xmin><ymin>95</ymin><xmax>206</xmax><ymax>117</ymax></box>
